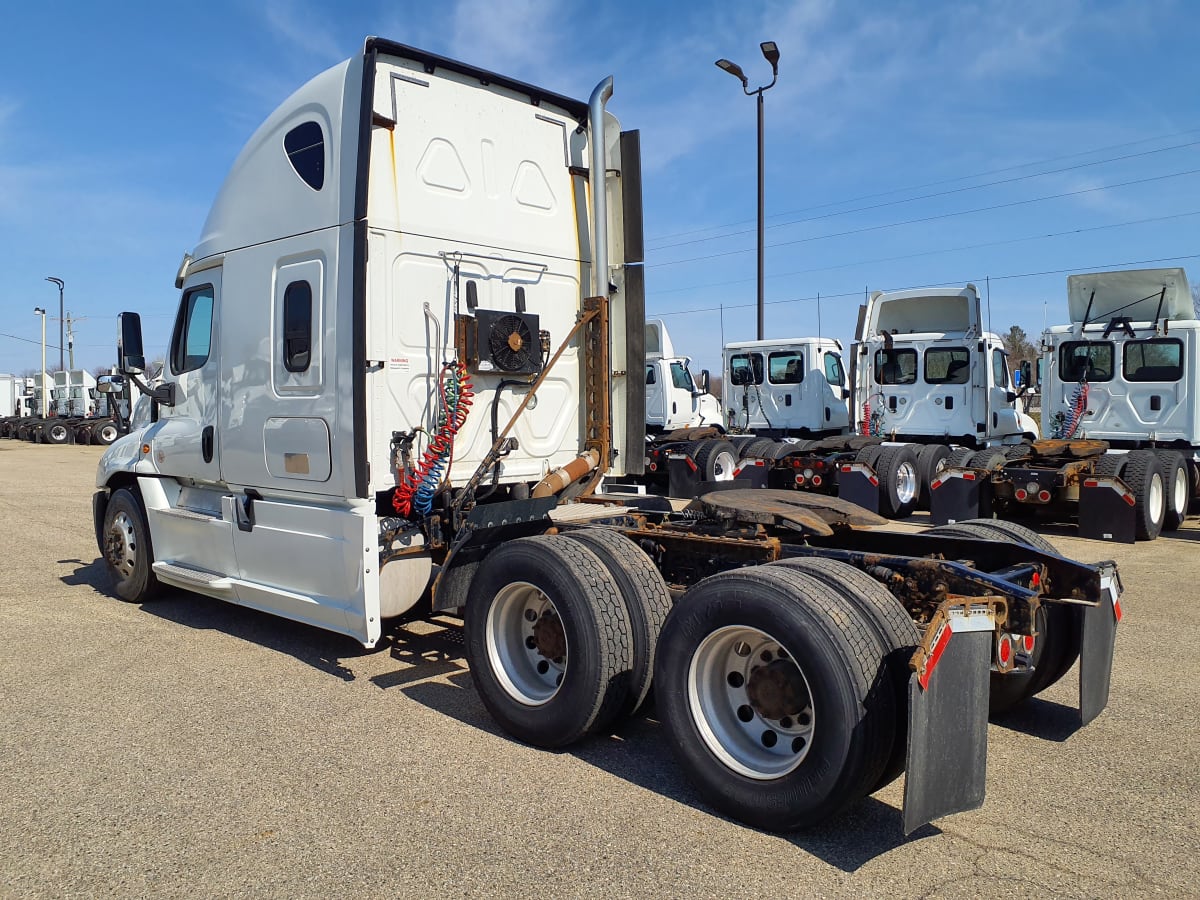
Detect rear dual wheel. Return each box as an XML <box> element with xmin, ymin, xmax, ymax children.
<box><xmin>654</xmin><ymin>566</ymin><xmax>901</xmax><ymax>831</ymax></box>
<box><xmin>1154</xmin><ymin>450</ymin><xmax>1188</xmax><ymax>531</ymax></box>
<box><xmin>465</xmin><ymin>529</ymin><xmax>683</xmax><ymax>749</ymax></box>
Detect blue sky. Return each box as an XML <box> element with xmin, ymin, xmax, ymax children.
<box><xmin>1</xmin><ymin>0</ymin><xmax>1197</xmax><ymax>376</ymax></box>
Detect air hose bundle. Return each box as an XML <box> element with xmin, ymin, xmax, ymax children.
<box><xmin>1055</xmin><ymin>380</ymin><xmax>1089</xmax><ymax>440</ymax></box>
<box><xmin>393</xmin><ymin>361</ymin><xmax>474</xmax><ymax>517</ymax></box>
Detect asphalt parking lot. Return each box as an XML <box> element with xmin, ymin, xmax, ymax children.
<box><xmin>1</xmin><ymin>440</ymin><xmax>1197</xmax><ymax>898</ymax></box>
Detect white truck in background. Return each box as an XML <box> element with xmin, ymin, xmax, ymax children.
<box><xmin>644</xmin><ymin>319</ymin><xmax>721</xmax><ymax>432</ymax></box>
<box><xmin>91</xmin><ymin>37</ymin><xmax>1122</xmax><ymax>836</ymax></box>
<box><xmin>850</xmin><ymin>284</ymin><xmax>1039</xmax><ymax>500</ymax></box>
<box><xmin>936</xmin><ymin>267</ymin><xmax>1193</xmax><ymax>541</ymax></box>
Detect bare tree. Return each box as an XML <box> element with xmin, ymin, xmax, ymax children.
<box><xmin>1002</xmin><ymin>324</ymin><xmax>1038</xmax><ymax>370</ymax></box>
<box><xmin>1192</xmin><ymin>282</ymin><xmax>1200</xmax><ymax>317</ymax></box>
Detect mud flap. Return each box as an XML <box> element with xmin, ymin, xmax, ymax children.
<box><xmin>837</xmin><ymin>462</ymin><xmax>880</xmax><ymax>514</ymax></box>
<box><xmin>903</xmin><ymin>614</ymin><xmax>993</xmax><ymax>835</ymax></box>
<box><xmin>1078</xmin><ymin>478</ymin><xmax>1136</xmax><ymax>543</ymax></box>
<box><xmin>928</xmin><ymin>469</ymin><xmax>992</xmax><ymax>526</ymax></box>
<box><xmin>667</xmin><ymin>454</ymin><xmax>767</xmax><ymax>498</ymax></box>
<box><xmin>1079</xmin><ymin>570</ymin><xmax>1122</xmax><ymax>725</ymax></box>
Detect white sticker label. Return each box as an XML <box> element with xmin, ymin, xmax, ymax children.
<box><xmin>389</xmin><ymin>357</ymin><xmax>410</xmax><ymax>371</ymax></box>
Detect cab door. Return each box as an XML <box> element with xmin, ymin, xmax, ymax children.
<box><xmin>153</xmin><ymin>271</ymin><xmax>223</xmax><ymax>483</ymax></box>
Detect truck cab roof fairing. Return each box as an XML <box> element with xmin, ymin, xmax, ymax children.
<box><xmin>191</xmin><ymin>57</ymin><xmax>362</xmax><ymax>263</ymax></box>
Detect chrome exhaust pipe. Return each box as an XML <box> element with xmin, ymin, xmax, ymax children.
<box><xmin>588</xmin><ymin>76</ymin><xmax>613</xmax><ymax>298</ymax></box>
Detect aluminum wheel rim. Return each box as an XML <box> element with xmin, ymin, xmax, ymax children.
<box><xmin>1171</xmin><ymin>465</ymin><xmax>1188</xmax><ymax>516</ymax></box>
<box><xmin>105</xmin><ymin>511</ymin><xmax>137</xmax><ymax>580</ymax></box>
<box><xmin>50</xmin><ymin>425</ymin><xmax>67</xmax><ymax>442</ymax></box>
<box><xmin>97</xmin><ymin>424</ymin><xmax>118</xmax><ymax>443</ymax></box>
<box><xmin>895</xmin><ymin>460</ymin><xmax>919</xmax><ymax>505</ymax></box>
<box><xmin>688</xmin><ymin>625</ymin><xmax>815</xmax><ymax>779</ymax></box>
<box><xmin>485</xmin><ymin>581</ymin><xmax>567</xmax><ymax>706</ymax></box>
<box><xmin>1149</xmin><ymin>472</ymin><xmax>1164</xmax><ymax>522</ymax></box>
<box><xmin>712</xmin><ymin>450</ymin><xmax>738</xmax><ymax>481</ymax></box>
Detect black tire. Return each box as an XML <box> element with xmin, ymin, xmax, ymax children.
<box><xmin>770</xmin><ymin>557</ymin><xmax>918</xmax><ymax>789</ymax></box>
<box><xmin>741</xmin><ymin>439</ymin><xmax>778</xmax><ymax>459</ymax></box>
<box><xmin>562</xmin><ymin>527</ymin><xmax>673</xmax><ymax>715</ymax></box>
<box><xmin>945</xmin><ymin>446</ymin><xmax>975</xmax><ymax>468</ymax></box>
<box><xmin>1004</xmin><ymin>442</ymin><xmax>1033</xmax><ymax>461</ymax></box>
<box><xmin>1094</xmin><ymin>452</ymin><xmax>1125</xmax><ymax>478</ymax></box>
<box><xmin>915</xmin><ymin>444</ymin><xmax>951</xmax><ymax>508</ymax></box>
<box><xmin>727</xmin><ymin>435</ymin><xmax>759</xmax><ymax>455</ymax></box>
<box><xmin>967</xmin><ymin>449</ymin><xmax>1007</xmax><ymax>470</ymax></box>
<box><xmin>654</xmin><ymin>566</ymin><xmax>896</xmax><ymax>830</ymax></box>
<box><xmin>101</xmin><ymin>488</ymin><xmax>163</xmax><ymax>603</ymax></box>
<box><xmin>44</xmin><ymin>421</ymin><xmax>70</xmax><ymax>445</ymax></box>
<box><xmin>464</xmin><ymin>535</ymin><xmax>633</xmax><ymax>748</ymax></box>
<box><xmin>1154</xmin><ymin>450</ymin><xmax>1188</xmax><ymax>531</ymax></box>
<box><xmin>91</xmin><ymin>419</ymin><xmax>120</xmax><ymax>446</ymax></box>
<box><xmin>855</xmin><ymin>444</ymin><xmax>885</xmax><ymax>470</ymax></box>
<box><xmin>1122</xmin><ymin>450</ymin><xmax>1166</xmax><ymax>541</ymax></box>
<box><xmin>874</xmin><ymin>445</ymin><xmax>921</xmax><ymax>518</ymax></box>
<box><xmin>693</xmin><ymin>439</ymin><xmax>740</xmax><ymax>481</ymax></box>
<box><xmin>926</xmin><ymin>520</ymin><xmax>1080</xmax><ymax>712</ymax></box>
<box><xmin>773</xmin><ymin>439</ymin><xmax>815</xmax><ymax>458</ymax></box>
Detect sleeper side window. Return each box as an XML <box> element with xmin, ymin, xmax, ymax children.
<box><xmin>170</xmin><ymin>285</ymin><xmax>214</xmax><ymax>375</ymax></box>
<box><xmin>873</xmin><ymin>348</ymin><xmax>917</xmax><ymax>385</ymax></box>
<box><xmin>1123</xmin><ymin>338</ymin><xmax>1183</xmax><ymax>382</ymax></box>
<box><xmin>284</xmin><ymin>121</ymin><xmax>325</xmax><ymax>191</ymax></box>
<box><xmin>729</xmin><ymin>353</ymin><xmax>764</xmax><ymax>385</ymax></box>
<box><xmin>768</xmin><ymin>351</ymin><xmax>804</xmax><ymax>384</ymax></box>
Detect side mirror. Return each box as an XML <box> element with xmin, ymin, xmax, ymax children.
<box><xmin>699</xmin><ymin>369</ymin><xmax>711</xmax><ymax>394</ymax></box>
<box><xmin>118</xmin><ymin>313</ymin><xmax>146</xmax><ymax>375</ymax></box>
<box><xmin>1019</xmin><ymin>359</ymin><xmax>1034</xmax><ymax>390</ymax></box>
<box><xmin>1005</xmin><ymin>390</ymin><xmax>1017</xmax><ymax>404</ymax></box>
<box><xmin>95</xmin><ymin>375</ymin><xmax>125</xmax><ymax>394</ymax></box>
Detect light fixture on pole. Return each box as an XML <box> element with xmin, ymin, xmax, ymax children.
<box><xmin>45</xmin><ymin>276</ymin><xmax>64</xmax><ymax>371</ymax></box>
<box><xmin>33</xmin><ymin>307</ymin><xmax>47</xmax><ymax>417</ymax></box>
<box><xmin>716</xmin><ymin>41</ymin><xmax>780</xmax><ymax>340</ymax></box>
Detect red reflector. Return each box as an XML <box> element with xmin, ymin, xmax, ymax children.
<box><xmin>1123</xmin><ymin>493</ymin><xmax>1136</xmax><ymax>507</ymax></box>
<box><xmin>1038</xmin><ymin>490</ymin><xmax>1051</xmax><ymax>502</ymax></box>
<box><xmin>685</xmin><ymin>457</ymin><xmax>698</xmax><ymax>473</ymax></box>
<box><xmin>1015</xmin><ymin>489</ymin><xmax>1028</xmax><ymax>501</ymax></box>
<box><xmin>963</xmin><ymin>472</ymin><xmax>977</xmax><ymax>481</ymax></box>
<box><xmin>1023</xmin><ymin>634</ymin><xmax>1036</xmax><ymax>652</ymax></box>
<box><xmin>812</xmin><ymin>475</ymin><xmax>823</xmax><ymax>487</ymax></box>
<box><xmin>795</xmin><ymin>475</ymin><xmax>806</xmax><ymax>485</ymax></box>
<box><xmin>1083</xmin><ymin>479</ymin><xmax>1099</xmax><ymax>488</ymax></box>
<box><xmin>868</xmin><ymin>475</ymin><xmax>880</xmax><ymax>486</ymax></box>
<box><xmin>1031</xmin><ymin>571</ymin><xmax>1040</xmax><ymax>587</ymax></box>
<box><xmin>840</xmin><ymin>464</ymin><xmax>852</xmax><ymax>473</ymax></box>
<box><xmin>815</xmin><ymin>460</ymin><xmax>825</xmax><ymax>470</ymax></box>
<box><xmin>930</xmin><ymin>477</ymin><xmax>944</xmax><ymax>490</ymax></box>
<box><xmin>998</xmin><ymin>636</ymin><xmax>1012</xmax><ymax>664</ymax></box>
<box><xmin>649</xmin><ymin>462</ymin><xmax>657</xmax><ymax>472</ymax></box>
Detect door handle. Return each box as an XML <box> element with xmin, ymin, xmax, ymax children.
<box><xmin>202</xmin><ymin>425</ymin><xmax>214</xmax><ymax>463</ymax></box>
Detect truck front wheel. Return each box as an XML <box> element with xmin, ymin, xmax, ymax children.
<box><xmin>464</xmin><ymin>535</ymin><xmax>633</xmax><ymax>748</ymax></box>
<box><xmin>102</xmin><ymin>488</ymin><xmax>163</xmax><ymax>603</ymax></box>
<box><xmin>654</xmin><ymin>566</ymin><xmax>895</xmax><ymax>831</ymax></box>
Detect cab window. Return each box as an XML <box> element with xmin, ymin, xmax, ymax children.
<box><xmin>729</xmin><ymin>353</ymin><xmax>764</xmax><ymax>385</ymax></box>
<box><xmin>768</xmin><ymin>351</ymin><xmax>804</xmax><ymax>384</ymax></box>
<box><xmin>823</xmin><ymin>353</ymin><xmax>845</xmax><ymax>387</ymax></box>
<box><xmin>669</xmin><ymin>361</ymin><xmax>694</xmax><ymax>391</ymax></box>
<box><xmin>1124</xmin><ymin>338</ymin><xmax>1183</xmax><ymax>382</ymax></box>
<box><xmin>645</xmin><ymin>365</ymin><xmax>656</xmax><ymax>385</ymax></box>
<box><xmin>1059</xmin><ymin>341</ymin><xmax>1113</xmax><ymax>382</ymax></box>
<box><xmin>924</xmin><ymin>347</ymin><xmax>970</xmax><ymax>384</ymax></box>
<box><xmin>874</xmin><ymin>348</ymin><xmax>916</xmax><ymax>385</ymax></box>
<box><xmin>992</xmin><ymin>349</ymin><xmax>1009</xmax><ymax>389</ymax></box>
<box><xmin>170</xmin><ymin>285</ymin><xmax>214</xmax><ymax>375</ymax></box>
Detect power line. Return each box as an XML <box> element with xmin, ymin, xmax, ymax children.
<box><xmin>649</xmin><ymin>253</ymin><xmax>1200</xmax><ymax>318</ymax></box>
<box><xmin>0</xmin><ymin>333</ymin><xmax>65</xmax><ymax>351</ymax></box>
<box><xmin>648</xmin><ymin>209</ymin><xmax>1200</xmax><ymax>296</ymax></box>
<box><xmin>649</xmin><ymin>166</ymin><xmax>1200</xmax><ymax>269</ymax></box>
<box><xmin>646</xmin><ymin>126</ymin><xmax>1200</xmax><ymax>245</ymax></box>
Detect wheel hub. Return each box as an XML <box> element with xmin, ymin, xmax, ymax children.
<box><xmin>745</xmin><ymin>659</ymin><xmax>809</xmax><ymax>720</ymax></box>
<box><xmin>532</xmin><ymin>611</ymin><xmax>566</xmax><ymax>661</ymax></box>
<box><xmin>105</xmin><ymin>511</ymin><xmax>136</xmax><ymax>580</ymax></box>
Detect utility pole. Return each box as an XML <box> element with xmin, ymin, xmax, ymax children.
<box><xmin>65</xmin><ymin>311</ymin><xmax>85</xmax><ymax>370</ymax></box>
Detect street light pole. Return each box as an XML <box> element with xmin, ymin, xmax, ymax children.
<box><xmin>45</xmin><ymin>276</ymin><xmax>64</xmax><ymax>372</ymax></box>
<box><xmin>33</xmin><ymin>307</ymin><xmax>47</xmax><ymax>417</ymax></box>
<box><xmin>716</xmin><ymin>41</ymin><xmax>780</xmax><ymax>341</ymax></box>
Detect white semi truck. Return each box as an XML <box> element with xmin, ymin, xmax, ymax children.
<box><xmin>92</xmin><ymin>38</ymin><xmax>1121</xmax><ymax>835</ymax></box>
<box><xmin>933</xmin><ymin>268</ymin><xmax>1193</xmax><ymax>541</ymax></box>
